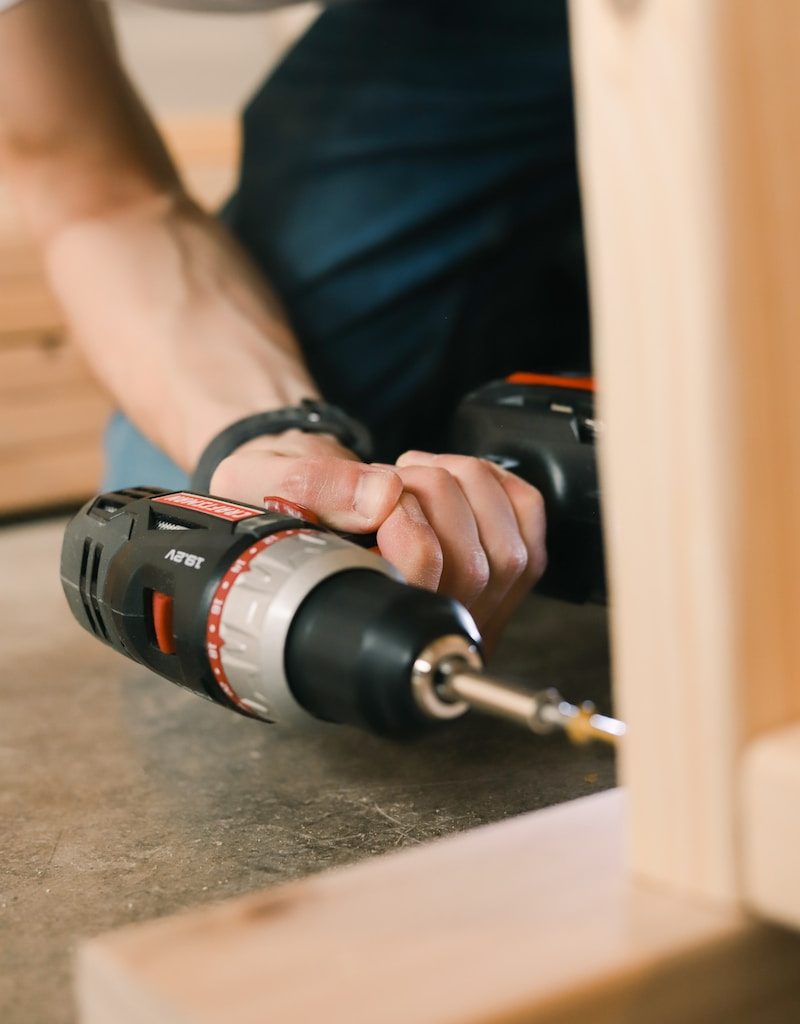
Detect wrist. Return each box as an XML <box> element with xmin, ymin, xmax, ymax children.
<box><xmin>192</xmin><ymin>401</ymin><xmax>374</xmax><ymax>492</ymax></box>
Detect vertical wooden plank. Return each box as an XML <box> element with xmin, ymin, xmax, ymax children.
<box><xmin>721</xmin><ymin>1</ymin><xmax>800</xmax><ymax>739</ymax></box>
<box><xmin>570</xmin><ymin>0</ymin><xmax>800</xmax><ymax>903</ymax></box>
<box><xmin>570</xmin><ymin>0</ymin><xmax>737</xmax><ymax>902</ymax></box>
<box><xmin>727</xmin><ymin>3</ymin><xmax>800</xmax><ymax>931</ymax></box>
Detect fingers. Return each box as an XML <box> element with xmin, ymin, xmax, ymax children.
<box><xmin>209</xmin><ymin>436</ymin><xmax>548</xmax><ymax>650</ymax></box>
<box><xmin>375</xmin><ymin>493</ymin><xmax>443</xmax><ymax>590</ymax></box>
<box><xmin>395</xmin><ymin>451</ymin><xmax>547</xmax><ymax>635</ymax></box>
<box><xmin>211</xmin><ymin>447</ymin><xmax>403</xmax><ymax>532</ymax></box>
<box><xmin>394</xmin><ymin>464</ymin><xmax>487</xmax><ymax>604</ymax></box>
<box><xmin>391</xmin><ymin>459</ymin><xmax>491</xmax><ymax>610</ymax></box>
<box><xmin>483</xmin><ymin>459</ymin><xmax>548</xmax><ymax>583</ymax></box>
<box><xmin>475</xmin><ymin>459</ymin><xmax>548</xmax><ymax>650</ymax></box>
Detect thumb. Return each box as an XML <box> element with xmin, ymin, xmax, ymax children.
<box><xmin>211</xmin><ymin>451</ymin><xmax>403</xmax><ymax>532</ymax></box>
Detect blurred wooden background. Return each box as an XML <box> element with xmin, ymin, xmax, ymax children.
<box><xmin>0</xmin><ymin>0</ymin><xmax>318</xmax><ymax>516</ymax></box>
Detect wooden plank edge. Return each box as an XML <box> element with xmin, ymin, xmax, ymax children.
<box><xmin>75</xmin><ymin>790</ymin><xmax>800</xmax><ymax>1024</ymax></box>
<box><xmin>742</xmin><ymin>723</ymin><xmax>800</xmax><ymax>930</ymax></box>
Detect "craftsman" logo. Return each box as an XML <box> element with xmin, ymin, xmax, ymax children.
<box><xmin>152</xmin><ymin>492</ymin><xmax>260</xmax><ymax>522</ymax></box>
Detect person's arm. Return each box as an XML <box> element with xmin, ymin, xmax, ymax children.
<box><xmin>0</xmin><ymin>0</ymin><xmax>317</xmax><ymax>466</ymax></box>
<box><xmin>0</xmin><ymin>0</ymin><xmax>546</xmax><ymax>641</ymax></box>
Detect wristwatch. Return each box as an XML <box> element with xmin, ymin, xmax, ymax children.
<box><xmin>190</xmin><ymin>399</ymin><xmax>374</xmax><ymax>492</ymax></box>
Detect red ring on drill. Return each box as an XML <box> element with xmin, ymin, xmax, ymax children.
<box><xmin>205</xmin><ymin>529</ymin><xmax>315</xmax><ymax>716</ymax></box>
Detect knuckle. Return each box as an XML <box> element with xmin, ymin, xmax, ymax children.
<box><xmin>462</xmin><ymin>549</ymin><xmax>491</xmax><ymax>594</ymax></box>
<box><xmin>439</xmin><ymin>454</ymin><xmax>490</xmax><ymax>484</ymax></box>
<box><xmin>498</xmin><ymin>540</ymin><xmax>529</xmax><ymax>580</ymax></box>
<box><xmin>460</xmin><ymin>453</ymin><xmax>491</xmax><ymax>476</ymax></box>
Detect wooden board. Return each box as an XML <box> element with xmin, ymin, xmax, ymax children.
<box><xmin>0</xmin><ymin>245</ymin><xmax>62</xmax><ymax>336</ymax></box>
<box><xmin>76</xmin><ymin>791</ymin><xmax>800</xmax><ymax>1024</ymax></box>
<box><xmin>718</xmin><ymin>0</ymin><xmax>800</xmax><ymax>740</ymax></box>
<box><xmin>570</xmin><ymin>0</ymin><xmax>800</xmax><ymax>904</ymax></box>
<box><xmin>0</xmin><ymin>331</ymin><xmax>94</xmax><ymax>393</ymax></box>
<box><xmin>159</xmin><ymin>116</ymin><xmax>240</xmax><ymax>213</ymax></box>
<box><xmin>0</xmin><ymin>329</ymin><xmax>110</xmax><ymax>514</ymax></box>
<box><xmin>743</xmin><ymin>724</ymin><xmax>800</xmax><ymax>930</ymax></box>
<box><xmin>0</xmin><ymin>438</ymin><xmax>106</xmax><ymax>515</ymax></box>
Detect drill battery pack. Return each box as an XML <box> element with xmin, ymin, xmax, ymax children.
<box><xmin>449</xmin><ymin>373</ymin><xmax>605</xmax><ymax>604</ymax></box>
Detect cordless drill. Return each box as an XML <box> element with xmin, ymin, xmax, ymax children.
<box><xmin>60</xmin><ymin>375</ymin><xmax>618</xmax><ymax>743</ymax></box>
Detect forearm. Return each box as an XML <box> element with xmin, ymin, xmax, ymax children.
<box><xmin>45</xmin><ymin>194</ymin><xmax>319</xmax><ymax>468</ymax></box>
<box><xmin>0</xmin><ymin>0</ymin><xmax>318</xmax><ymax>468</ymax></box>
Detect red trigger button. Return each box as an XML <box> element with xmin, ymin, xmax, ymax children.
<box><xmin>152</xmin><ymin>592</ymin><xmax>176</xmax><ymax>655</ymax></box>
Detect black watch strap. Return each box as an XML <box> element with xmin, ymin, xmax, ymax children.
<box><xmin>190</xmin><ymin>399</ymin><xmax>374</xmax><ymax>492</ymax></box>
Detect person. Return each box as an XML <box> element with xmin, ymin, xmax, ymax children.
<box><xmin>0</xmin><ymin>0</ymin><xmax>590</xmax><ymax>648</ymax></box>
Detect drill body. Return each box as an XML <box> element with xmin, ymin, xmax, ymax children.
<box><xmin>60</xmin><ymin>375</ymin><xmax>611</xmax><ymax>742</ymax></box>
<box><xmin>61</xmin><ymin>488</ymin><xmax>480</xmax><ymax>735</ymax></box>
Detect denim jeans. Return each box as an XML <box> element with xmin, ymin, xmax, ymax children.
<box><xmin>104</xmin><ymin>0</ymin><xmax>589</xmax><ymax>490</ymax></box>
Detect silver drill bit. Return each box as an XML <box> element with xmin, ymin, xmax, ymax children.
<box><xmin>439</xmin><ymin>667</ymin><xmax>625</xmax><ymax>747</ymax></box>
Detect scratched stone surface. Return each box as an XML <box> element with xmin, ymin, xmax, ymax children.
<box><xmin>0</xmin><ymin>517</ymin><xmax>615</xmax><ymax>1024</ymax></box>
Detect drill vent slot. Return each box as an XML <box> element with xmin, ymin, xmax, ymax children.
<box><xmin>79</xmin><ymin>539</ymin><xmax>109</xmax><ymax>641</ymax></box>
<box><xmin>155</xmin><ymin>517</ymin><xmax>190</xmax><ymax>532</ymax></box>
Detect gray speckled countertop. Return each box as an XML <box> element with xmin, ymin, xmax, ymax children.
<box><xmin>0</xmin><ymin>517</ymin><xmax>615</xmax><ymax>1024</ymax></box>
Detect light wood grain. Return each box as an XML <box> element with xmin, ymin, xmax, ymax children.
<box><xmin>0</xmin><ymin>438</ymin><xmax>105</xmax><ymax>514</ymax></box>
<box><xmin>76</xmin><ymin>791</ymin><xmax>800</xmax><ymax>1024</ymax></box>
<box><xmin>0</xmin><ymin>249</ymin><xmax>62</xmax><ymax>336</ymax></box>
<box><xmin>0</xmin><ymin>332</ymin><xmax>89</xmax><ymax>390</ymax></box>
<box><xmin>0</xmin><ymin>386</ymin><xmax>111</xmax><ymax>454</ymax></box>
<box><xmin>570</xmin><ymin>0</ymin><xmax>800</xmax><ymax>903</ymax></box>
<box><xmin>719</xmin><ymin>1</ymin><xmax>800</xmax><ymax>739</ymax></box>
<box><xmin>0</xmin><ymin>330</ymin><xmax>111</xmax><ymax>513</ymax></box>
<box><xmin>159</xmin><ymin>116</ymin><xmax>240</xmax><ymax>212</ymax></box>
<box><xmin>743</xmin><ymin>724</ymin><xmax>800</xmax><ymax>930</ymax></box>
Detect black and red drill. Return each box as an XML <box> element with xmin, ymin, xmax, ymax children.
<box><xmin>60</xmin><ymin>375</ymin><xmax>622</xmax><ymax>744</ymax></box>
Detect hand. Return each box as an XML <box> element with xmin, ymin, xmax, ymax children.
<box><xmin>389</xmin><ymin>452</ymin><xmax>547</xmax><ymax>649</ymax></box>
<box><xmin>210</xmin><ymin>429</ymin><xmax>445</xmax><ymax>594</ymax></box>
<box><xmin>211</xmin><ymin>436</ymin><xmax>547</xmax><ymax>649</ymax></box>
